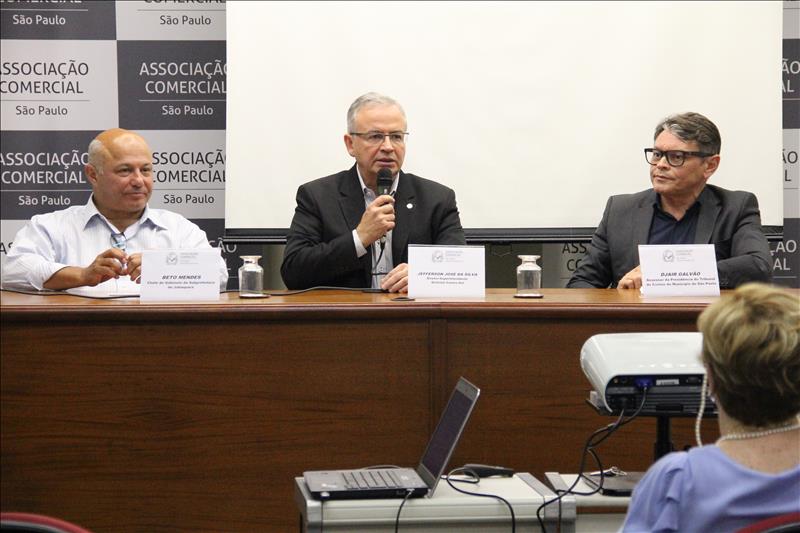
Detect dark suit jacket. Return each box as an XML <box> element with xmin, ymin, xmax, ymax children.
<box><xmin>281</xmin><ymin>166</ymin><xmax>466</xmax><ymax>289</ymax></box>
<box><xmin>567</xmin><ymin>184</ymin><xmax>772</xmax><ymax>289</ymax></box>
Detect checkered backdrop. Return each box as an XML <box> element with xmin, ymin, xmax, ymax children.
<box><xmin>0</xmin><ymin>0</ymin><xmax>239</xmax><ymax>286</ymax></box>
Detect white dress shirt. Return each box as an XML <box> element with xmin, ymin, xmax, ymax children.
<box><xmin>2</xmin><ymin>197</ymin><xmax>228</xmax><ymax>291</ymax></box>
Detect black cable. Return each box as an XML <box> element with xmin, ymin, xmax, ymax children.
<box><xmin>393</xmin><ymin>488</ymin><xmax>416</xmax><ymax>533</ymax></box>
<box><xmin>536</xmin><ymin>387</ymin><xmax>649</xmax><ymax>532</ymax></box>
<box><xmin>444</xmin><ymin>467</ymin><xmax>516</xmax><ymax>533</ymax></box>
<box><xmin>264</xmin><ymin>286</ymin><xmax>372</xmax><ymax>296</ymax></box>
<box><xmin>320</xmin><ymin>496</ymin><xmax>324</xmax><ymax>533</ymax></box>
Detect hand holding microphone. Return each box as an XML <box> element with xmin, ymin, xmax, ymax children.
<box><xmin>356</xmin><ymin>168</ymin><xmax>395</xmax><ymax>248</ymax></box>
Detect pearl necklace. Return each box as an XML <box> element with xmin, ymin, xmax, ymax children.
<box><xmin>716</xmin><ymin>417</ymin><xmax>800</xmax><ymax>443</ymax></box>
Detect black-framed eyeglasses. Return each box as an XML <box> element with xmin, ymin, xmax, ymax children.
<box><xmin>350</xmin><ymin>131</ymin><xmax>409</xmax><ymax>146</ymax></box>
<box><xmin>110</xmin><ymin>232</ymin><xmax>127</xmax><ymax>252</ymax></box>
<box><xmin>644</xmin><ymin>148</ymin><xmax>715</xmax><ymax>167</ymax></box>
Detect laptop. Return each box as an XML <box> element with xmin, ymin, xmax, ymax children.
<box><xmin>303</xmin><ymin>377</ymin><xmax>480</xmax><ymax>500</ymax></box>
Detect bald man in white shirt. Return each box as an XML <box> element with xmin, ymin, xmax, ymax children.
<box><xmin>2</xmin><ymin>129</ymin><xmax>227</xmax><ymax>291</ymax></box>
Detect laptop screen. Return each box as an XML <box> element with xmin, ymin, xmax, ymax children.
<box><xmin>416</xmin><ymin>377</ymin><xmax>480</xmax><ymax>493</ymax></box>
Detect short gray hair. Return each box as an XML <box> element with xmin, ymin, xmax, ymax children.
<box><xmin>346</xmin><ymin>92</ymin><xmax>406</xmax><ymax>132</ymax></box>
<box><xmin>87</xmin><ymin>138</ymin><xmax>108</xmax><ymax>174</ymax></box>
<box><xmin>653</xmin><ymin>112</ymin><xmax>721</xmax><ymax>155</ymax></box>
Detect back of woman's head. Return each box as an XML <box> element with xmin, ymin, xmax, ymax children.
<box><xmin>698</xmin><ymin>283</ymin><xmax>800</xmax><ymax>427</ymax></box>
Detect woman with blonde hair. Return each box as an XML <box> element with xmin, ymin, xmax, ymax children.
<box><xmin>622</xmin><ymin>283</ymin><xmax>800</xmax><ymax>532</ymax></box>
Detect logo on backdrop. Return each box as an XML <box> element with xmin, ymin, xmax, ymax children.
<box><xmin>144</xmin><ymin>130</ymin><xmax>226</xmax><ymax>219</ymax></box>
<box><xmin>116</xmin><ymin>41</ymin><xmax>226</xmax><ymax>130</ymax></box>
<box><xmin>0</xmin><ymin>130</ymin><xmax>96</xmax><ymax>219</ymax></box>
<box><xmin>0</xmin><ymin>1</ymin><xmax>116</xmax><ymax>40</ymax></box>
<box><xmin>115</xmin><ymin>0</ymin><xmax>226</xmax><ymax>41</ymax></box>
<box><xmin>0</xmin><ymin>41</ymin><xmax>119</xmax><ymax>130</ymax></box>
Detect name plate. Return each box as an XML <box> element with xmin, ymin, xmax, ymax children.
<box><xmin>408</xmin><ymin>244</ymin><xmax>485</xmax><ymax>299</ymax></box>
<box><xmin>140</xmin><ymin>249</ymin><xmax>221</xmax><ymax>301</ymax></box>
<box><xmin>638</xmin><ymin>244</ymin><xmax>720</xmax><ymax>297</ymax></box>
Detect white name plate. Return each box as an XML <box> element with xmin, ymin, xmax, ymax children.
<box><xmin>408</xmin><ymin>244</ymin><xmax>485</xmax><ymax>299</ymax></box>
<box><xmin>639</xmin><ymin>244</ymin><xmax>720</xmax><ymax>297</ymax></box>
<box><xmin>140</xmin><ymin>249</ymin><xmax>221</xmax><ymax>301</ymax></box>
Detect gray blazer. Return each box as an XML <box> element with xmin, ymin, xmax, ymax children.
<box><xmin>281</xmin><ymin>165</ymin><xmax>465</xmax><ymax>289</ymax></box>
<box><xmin>567</xmin><ymin>184</ymin><xmax>772</xmax><ymax>289</ymax></box>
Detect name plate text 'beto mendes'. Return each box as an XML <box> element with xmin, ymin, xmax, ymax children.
<box><xmin>141</xmin><ymin>249</ymin><xmax>221</xmax><ymax>301</ymax></box>
<box><xmin>408</xmin><ymin>245</ymin><xmax>485</xmax><ymax>299</ymax></box>
<box><xmin>639</xmin><ymin>244</ymin><xmax>720</xmax><ymax>297</ymax></box>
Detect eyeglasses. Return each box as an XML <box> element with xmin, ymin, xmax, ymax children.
<box><xmin>350</xmin><ymin>131</ymin><xmax>409</xmax><ymax>146</ymax></box>
<box><xmin>644</xmin><ymin>148</ymin><xmax>715</xmax><ymax>167</ymax></box>
<box><xmin>110</xmin><ymin>232</ymin><xmax>127</xmax><ymax>252</ymax></box>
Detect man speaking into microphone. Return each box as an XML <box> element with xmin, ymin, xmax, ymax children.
<box><xmin>281</xmin><ymin>92</ymin><xmax>465</xmax><ymax>292</ymax></box>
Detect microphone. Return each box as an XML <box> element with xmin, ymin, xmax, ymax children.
<box><xmin>377</xmin><ymin>167</ymin><xmax>393</xmax><ymax>196</ymax></box>
<box><xmin>376</xmin><ymin>168</ymin><xmax>393</xmax><ymax>249</ymax></box>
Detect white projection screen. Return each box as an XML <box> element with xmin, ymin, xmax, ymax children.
<box><xmin>226</xmin><ymin>1</ymin><xmax>783</xmax><ymax>239</ymax></box>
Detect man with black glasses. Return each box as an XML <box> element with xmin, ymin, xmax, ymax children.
<box><xmin>281</xmin><ymin>92</ymin><xmax>465</xmax><ymax>292</ymax></box>
<box><xmin>568</xmin><ymin>112</ymin><xmax>771</xmax><ymax>289</ymax></box>
<box><xmin>2</xmin><ymin>128</ymin><xmax>228</xmax><ymax>291</ymax></box>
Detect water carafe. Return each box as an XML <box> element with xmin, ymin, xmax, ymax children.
<box><xmin>516</xmin><ymin>255</ymin><xmax>542</xmax><ymax>296</ymax></box>
<box><xmin>238</xmin><ymin>255</ymin><xmax>264</xmax><ymax>297</ymax></box>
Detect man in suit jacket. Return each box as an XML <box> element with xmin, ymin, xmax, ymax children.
<box><xmin>568</xmin><ymin>112</ymin><xmax>771</xmax><ymax>289</ymax></box>
<box><xmin>281</xmin><ymin>93</ymin><xmax>465</xmax><ymax>292</ymax></box>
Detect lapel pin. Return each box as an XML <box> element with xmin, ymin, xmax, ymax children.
<box><xmin>406</xmin><ymin>203</ymin><xmax>413</xmax><ymax>209</ymax></box>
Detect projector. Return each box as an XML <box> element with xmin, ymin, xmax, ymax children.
<box><xmin>580</xmin><ymin>332</ymin><xmax>716</xmax><ymax>417</ymax></box>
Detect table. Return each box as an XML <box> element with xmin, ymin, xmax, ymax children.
<box><xmin>294</xmin><ymin>473</ymin><xmax>568</xmax><ymax>532</ymax></box>
<box><xmin>1</xmin><ymin>288</ymin><xmax>720</xmax><ymax>533</ymax></box>
<box><xmin>546</xmin><ymin>473</ymin><xmax>631</xmax><ymax>532</ymax></box>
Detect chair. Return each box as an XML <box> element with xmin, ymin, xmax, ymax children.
<box><xmin>0</xmin><ymin>513</ymin><xmax>93</xmax><ymax>533</ymax></box>
<box><xmin>737</xmin><ymin>512</ymin><xmax>800</xmax><ymax>533</ymax></box>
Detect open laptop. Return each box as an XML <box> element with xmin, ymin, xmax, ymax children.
<box><xmin>303</xmin><ymin>377</ymin><xmax>480</xmax><ymax>500</ymax></box>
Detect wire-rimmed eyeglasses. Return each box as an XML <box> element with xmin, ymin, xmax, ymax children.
<box><xmin>350</xmin><ymin>131</ymin><xmax>409</xmax><ymax>146</ymax></box>
<box><xmin>644</xmin><ymin>148</ymin><xmax>715</xmax><ymax>167</ymax></box>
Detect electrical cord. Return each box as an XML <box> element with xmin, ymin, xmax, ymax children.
<box><xmin>320</xmin><ymin>496</ymin><xmax>324</xmax><ymax>533</ymax></box>
<box><xmin>393</xmin><ymin>488</ymin><xmax>416</xmax><ymax>533</ymax></box>
<box><xmin>261</xmin><ymin>286</ymin><xmax>373</xmax><ymax>296</ymax></box>
<box><xmin>536</xmin><ymin>387</ymin><xmax>649</xmax><ymax>532</ymax></box>
<box><xmin>444</xmin><ymin>467</ymin><xmax>516</xmax><ymax>533</ymax></box>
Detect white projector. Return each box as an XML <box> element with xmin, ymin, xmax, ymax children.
<box><xmin>580</xmin><ymin>332</ymin><xmax>715</xmax><ymax>416</ymax></box>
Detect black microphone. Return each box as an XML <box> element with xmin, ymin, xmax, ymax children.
<box><xmin>376</xmin><ymin>168</ymin><xmax>393</xmax><ymax>249</ymax></box>
<box><xmin>377</xmin><ymin>167</ymin><xmax>393</xmax><ymax>196</ymax></box>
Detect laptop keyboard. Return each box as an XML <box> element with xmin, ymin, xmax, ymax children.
<box><xmin>343</xmin><ymin>469</ymin><xmax>402</xmax><ymax>489</ymax></box>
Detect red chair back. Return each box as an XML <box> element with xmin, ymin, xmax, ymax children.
<box><xmin>0</xmin><ymin>513</ymin><xmax>93</xmax><ymax>533</ymax></box>
<box><xmin>737</xmin><ymin>512</ymin><xmax>800</xmax><ymax>533</ymax></box>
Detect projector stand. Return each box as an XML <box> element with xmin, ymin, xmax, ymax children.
<box><xmin>654</xmin><ymin>415</ymin><xmax>675</xmax><ymax>460</ymax></box>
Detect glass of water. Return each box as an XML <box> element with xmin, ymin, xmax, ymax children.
<box><xmin>238</xmin><ymin>255</ymin><xmax>264</xmax><ymax>297</ymax></box>
<box><xmin>516</xmin><ymin>255</ymin><xmax>542</xmax><ymax>296</ymax></box>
